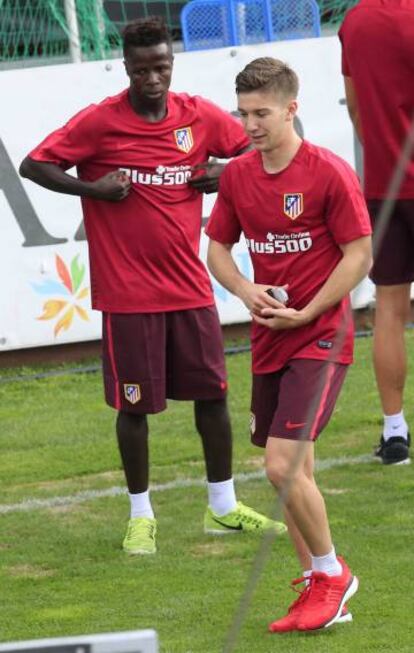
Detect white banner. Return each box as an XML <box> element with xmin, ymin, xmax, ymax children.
<box><xmin>0</xmin><ymin>36</ymin><xmax>374</xmax><ymax>351</ymax></box>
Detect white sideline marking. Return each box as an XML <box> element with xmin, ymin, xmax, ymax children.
<box><xmin>0</xmin><ymin>454</ymin><xmax>373</xmax><ymax>515</ymax></box>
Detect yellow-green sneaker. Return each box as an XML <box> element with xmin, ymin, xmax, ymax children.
<box><xmin>122</xmin><ymin>517</ymin><xmax>157</xmax><ymax>555</ymax></box>
<box><xmin>204</xmin><ymin>501</ymin><xmax>287</xmax><ymax>535</ymax></box>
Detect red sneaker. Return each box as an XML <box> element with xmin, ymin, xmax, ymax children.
<box><xmin>269</xmin><ymin>576</ymin><xmax>309</xmax><ymax>633</ymax></box>
<box><xmin>297</xmin><ymin>557</ymin><xmax>358</xmax><ymax>631</ymax></box>
<box><xmin>269</xmin><ymin>575</ymin><xmax>353</xmax><ymax>633</ymax></box>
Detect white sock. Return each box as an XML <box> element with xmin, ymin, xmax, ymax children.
<box><xmin>311</xmin><ymin>547</ymin><xmax>342</xmax><ymax>577</ymax></box>
<box><xmin>129</xmin><ymin>490</ymin><xmax>154</xmax><ymax>519</ymax></box>
<box><xmin>303</xmin><ymin>569</ymin><xmax>312</xmax><ymax>586</ymax></box>
<box><xmin>383</xmin><ymin>412</ymin><xmax>408</xmax><ymax>441</ymax></box>
<box><xmin>207</xmin><ymin>479</ymin><xmax>237</xmax><ymax>516</ymax></box>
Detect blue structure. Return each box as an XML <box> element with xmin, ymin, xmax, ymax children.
<box><xmin>181</xmin><ymin>0</ymin><xmax>321</xmax><ymax>51</ymax></box>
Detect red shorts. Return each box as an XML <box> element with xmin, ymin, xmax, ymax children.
<box><xmin>102</xmin><ymin>306</ymin><xmax>227</xmax><ymax>414</ymax></box>
<box><xmin>368</xmin><ymin>199</ymin><xmax>414</xmax><ymax>285</ymax></box>
<box><xmin>250</xmin><ymin>359</ymin><xmax>348</xmax><ymax>447</ymax></box>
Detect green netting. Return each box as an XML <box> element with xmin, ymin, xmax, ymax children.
<box><xmin>0</xmin><ymin>1</ymin><xmax>68</xmax><ymax>62</ymax></box>
<box><xmin>0</xmin><ymin>0</ymin><xmax>359</xmax><ymax>66</ymax></box>
<box><xmin>318</xmin><ymin>0</ymin><xmax>358</xmax><ymax>24</ymax></box>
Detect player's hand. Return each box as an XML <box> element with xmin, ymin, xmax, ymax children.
<box><xmin>236</xmin><ymin>280</ymin><xmax>289</xmax><ymax>315</ymax></box>
<box><xmin>88</xmin><ymin>170</ymin><xmax>131</xmax><ymax>201</ymax></box>
<box><xmin>252</xmin><ymin>307</ymin><xmax>311</xmax><ymax>330</ymax></box>
<box><xmin>188</xmin><ymin>160</ymin><xmax>226</xmax><ymax>194</ymax></box>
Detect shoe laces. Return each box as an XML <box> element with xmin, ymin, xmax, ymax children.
<box><xmin>127</xmin><ymin>519</ymin><xmax>155</xmax><ymax>542</ymax></box>
<box><xmin>236</xmin><ymin>503</ymin><xmax>268</xmax><ymax>527</ymax></box>
<box><xmin>287</xmin><ymin>576</ymin><xmax>310</xmax><ymax>613</ymax></box>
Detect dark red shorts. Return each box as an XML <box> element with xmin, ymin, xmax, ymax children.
<box><xmin>368</xmin><ymin>199</ymin><xmax>414</xmax><ymax>285</ymax></box>
<box><xmin>250</xmin><ymin>359</ymin><xmax>348</xmax><ymax>447</ymax></box>
<box><xmin>102</xmin><ymin>306</ymin><xmax>227</xmax><ymax>414</ymax></box>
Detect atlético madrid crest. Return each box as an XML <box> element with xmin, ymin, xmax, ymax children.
<box><xmin>124</xmin><ymin>383</ymin><xmax>141</xmax><ymax>404</ymax></box>
<box><xmin>174</xmin><ymin>127</ymin><xmax>194</xmax><ymax>153</ymax></box>
<box><xmin>284</xmin><ymin>193</ymin><xmax>304</xmax><ymax>220</ymax></box>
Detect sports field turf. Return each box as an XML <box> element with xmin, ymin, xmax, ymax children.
<box><xmin>0</xmin><ymin>334</ymin><xmax>413</xmax><ymax>652</ymax></box>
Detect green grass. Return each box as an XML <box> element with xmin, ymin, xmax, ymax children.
<box><xmin>1</xmin><ymin>334</ymin><xmax>414</xmax><ymax>652</ymax></box>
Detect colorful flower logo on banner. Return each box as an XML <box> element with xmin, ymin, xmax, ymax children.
<box><xmin>32</xmin><ymin>254</ymin><xmax>90</xmax><ymax>337</ymax></box>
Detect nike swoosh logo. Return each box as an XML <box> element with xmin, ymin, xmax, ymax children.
<box><xmin>212</xmin><ymin>517</ymin><xmax>243</xmax><ymax>530</ymax></box>
<box><xmin>286</xmin><ymin>420</ymin><xmax>306</xmax><ymax>429</ymax></box>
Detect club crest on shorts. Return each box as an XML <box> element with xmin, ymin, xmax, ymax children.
<box><xmin>283</xmin><ymin>193</ymin><xmax>303</xmax><ymax>220</ymax></box>
<box><xmin>174</xmin><ymin>127</ymin><xmax>194</xmax><ymax>153</ymax></box>
<box><xmin>124</xmin><ymin>383</ymin><xmax>141</xmax><ymax>404</ymax></box>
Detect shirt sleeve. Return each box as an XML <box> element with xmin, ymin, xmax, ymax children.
<box><xmin>325</xmin><ymin>159</ymin><xmax>372</xmax><ymax>244</ymax></box>
<box><xmin>197</xmin><ymin>97</ymin><xmax>250</xmax><ymax>158</ymax></box>
<box><xmin>338</xmin><ymin>22</ymin><xmax>351</xmax><ymax>77</ymax></box>
<box><xmin>205</xmin><ymin>164</ymin><xmax>242</xmax><ymax>243</ymax></box>
<box><xmin>28</xmin><ymin>104</ymin><xmax>101</xmax><ymax>170</ymax></box>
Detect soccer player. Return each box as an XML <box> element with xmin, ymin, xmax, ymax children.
<box><xmin>206</xmin><ymin>57</ymin><xmax>372</xmax><ymax>632</ymax></box>
<box><xmin>339</xmin><ymin>1</ymin><xmax>414</xmax><ymax>465</ymax></box>
<box><xmin>19</xmin><ymin>18</ymin><xmax>285</xmax><ymax>555</ymax></box>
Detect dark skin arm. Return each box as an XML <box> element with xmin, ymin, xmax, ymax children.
<box><xmin>19</xmin><ymin>157</ymin><xmax>131</xmax><ymax>202</ymax></box>
<box><xmin>188</xmin><ymin>145</ymin><xmax>251</xmax><ymax>194</ymax></box>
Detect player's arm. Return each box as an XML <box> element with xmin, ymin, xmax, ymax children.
<box><xmin>344</xmin><ymin>76</ymin><xmax>363</xmax><ymax>143</ymax></box>
<box><xmin>19</xmin><ymin>157</ymin><xmax>131</xmax><ymax>202</ymax></box>
<box><xmin>207</xmin><ymin>239</ymin><xmax>288</xmax><ymax>314</ymax></box>
<box><xmin>189</xmin><ymin>145</ymin><xmax>251</xmax><ymax>194</ymax></box>
<box><xmin>189</xmin><ymin>99</ymin><xmax>251</xmax><ymax>194</ymax></box>
<box><xmin>254</xmin><ymin>236</ymin><xmax>372</xmax><ymax>330</ymax></box>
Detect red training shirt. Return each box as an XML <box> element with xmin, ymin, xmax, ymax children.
<box><xmin>206</xmin><ymin>142</ymin><xmax>372</xmax><ymax>374</ymax></box>
<box><xmin>339</xmin><ymin>0</ymin><xmax>414</xmax><ymax>199</ymax></box>
<box><xmin>29</xmin><ymin>90</ymin><xmax>250</xmax><ymax>312</ymax></box>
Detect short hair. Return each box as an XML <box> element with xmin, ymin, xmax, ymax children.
<box><xmin>235</xmin><ymin>57</ymin><xmax>299</xmax><ymax>99</ymax></box>
<box><xmin>122</xmin><ymin>16</ymin><xmax>172</xmax><ymax>56</ymax></box>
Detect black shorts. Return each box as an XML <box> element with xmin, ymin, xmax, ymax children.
<box><xmin>250</xmin><ymin>359</ymin><xmax>348</xmax><ymax>447</ymax></box>
<box><xmin>102</xmin><ymin>306</ymin><xmax>227</xmax><ymax>414</ymax></box>
<box><xmin>368</xmin><ymin>199</ymin><xmax>414</xmax><ymax>285</ymax></box>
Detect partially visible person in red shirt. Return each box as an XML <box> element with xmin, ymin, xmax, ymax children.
<box><xmin>206</xmin><ymin>56</ymin><xmax>371</xmax><ymax>633</ymax></box>
<box><xmin>19</xmin><ymin>17</ymin><xmax>285</xmax><ymax>556</ymax></box>
<box><xmin>339</xmin><ymin>0</ymin><xmax>414</xmax><ymax>465</ymax></box>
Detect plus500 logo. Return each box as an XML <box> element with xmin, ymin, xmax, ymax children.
<box><xmin>119</xmin><ymin>166</ymin><xmax>192</xmax><ymax>186</ymax></box>
<box><xmin>246</xmin><ymin>236</ymin><xmax>312</xmax><ymax>254</ymax></box>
